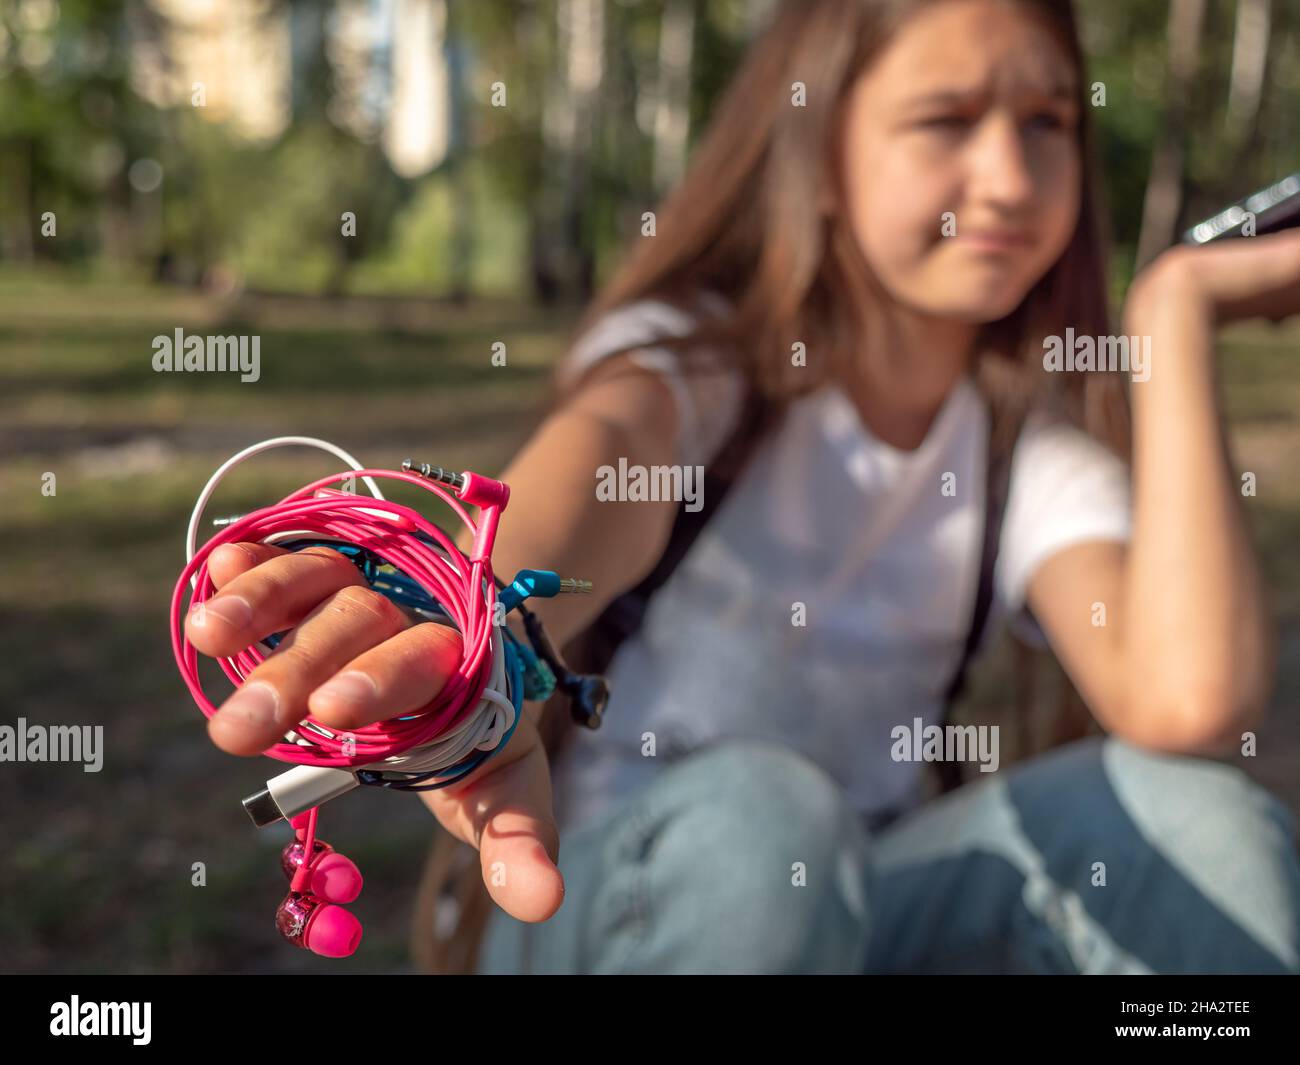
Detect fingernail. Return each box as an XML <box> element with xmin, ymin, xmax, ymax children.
<box><xmin>214</xmin><ymin>682</ymin><xmax>279</xmax><ymax>734</ymax></box>
<box><xmin>203</xmin><ymin>594</ymin><xmax>253</xmax><ymax>629</ymax></box>
<box><xmin>314</xmin><ymin>672</ymin><xmax>378</xmax><ymax>708</ymax></box>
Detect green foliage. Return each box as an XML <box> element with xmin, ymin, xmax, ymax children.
<box><xmin>2</xmin><ymin>0</ymin><xmax>1298</xmax><ymax>297</ymax></box>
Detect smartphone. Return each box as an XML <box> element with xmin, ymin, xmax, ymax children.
<box><xmin>1182</xmin><ymin>171</ymin><xmax>1300</xmax><ymax>244</ymax></box>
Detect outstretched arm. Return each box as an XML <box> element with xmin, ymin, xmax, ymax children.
<box><xmin>187</xmin><ymin>353</ymin><xmax>683</xmax><ymax>923</ymax></box>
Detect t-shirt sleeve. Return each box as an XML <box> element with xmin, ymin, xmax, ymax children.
<box><xmin>556</xmin><ymin>297</ymin><xmax>746</xmax><ymax>469</ymax></box>
<box><xmin>995</xmin><ymin>406</ymin><xmax>1132</xmax><ymax>620</ymax></box>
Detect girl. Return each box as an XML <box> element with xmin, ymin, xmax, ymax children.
<box><xmin>186</xmin><ymin>0</ymin><xmax>1300</xmax><ymax>973</ymax></box>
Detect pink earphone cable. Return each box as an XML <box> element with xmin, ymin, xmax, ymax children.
<box><xmin>169</xmin><ymin>467</ymin><xmax>502</xmax><ymax>768</ymax></box>
<box><xmin>289</xmin><ymin>807</ymin><xmax>319</xmax><ymax>894</ymax></box>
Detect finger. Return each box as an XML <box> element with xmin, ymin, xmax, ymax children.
<box><xmin>1187</xmin><ymin>231</ymin><xmax>1300</xmax><ymax>321</ymax></box>
<box><xmin>208</xmin><ymin>583</ymin><xmax>410</xmax><ymax>756</ymax></box>
<box><xmin>420</xmin><ymin>718</ymin><xmax>565</xmax><ymax>923</ymax></box>
<box><xmin>476</xmin><ymin>784</ymin><xmax>566</xmax><ymax>923</ymax></box>
<box><xmin>307</xmin><ymin>622</ymin><xmax>463</xmax><ymax>731</ymax></box>
<box><xmin>207</xmin><ymin>542</ymin><xmax>289</xmax><ymax>589</ymax></box>
<box><xmin>186</xmin><ymin>546</ymin><xmax>367</xmax><ymax>658</ymax></box>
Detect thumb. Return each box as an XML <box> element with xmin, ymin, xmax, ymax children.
<box><xmin>420</xmin><ymin>716</ymin><xmax>565</xmax><ymax>923</ymax></box>
<box><xmin>476</xmin><ymin>797</ymin><xmax>566</xmax><ymax>923</ymax></box>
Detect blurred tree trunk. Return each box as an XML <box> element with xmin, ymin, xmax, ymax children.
<box><xmin>1135</xmin><ymin>0</ymin><xmax>1208</xmax><ymax>269</ymax></box>
<box><xmin>6</xmin><ymin>137</ymin><xmax>36</xmax><ymax>262</ymax></box>
<box><xmin>1225</xmin><ymin>0</ymin><xmax>1272</xmax><ymax>183</ymax></box>
<box><xmin>444</xmin><ymin>0</ymin><xmax>473</xmax><ymax>302</ymax></box>
<box><xmin>531</xmin><ymin>0</ymin><xmax>604</xmax><ymax>305</ymax></box>
<box><xmin>1226</xmin><ymin>0</ymin><xmax>1271</xmax><ymax>135</ymax></box>
<box><xmin>651</xmin><ymin>0</ymin><xmax>696</xmax><ymax>195</ymax></box>
<box><xmin>744</xmin><ymin>0</ymin><xmax>778</xmax><ymax>39</ymax></box>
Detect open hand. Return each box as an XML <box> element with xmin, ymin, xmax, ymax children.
<box><xmin>184</xmin><ymin>541</ymin><xmax>565</xmax><ymax>922</ymax></box>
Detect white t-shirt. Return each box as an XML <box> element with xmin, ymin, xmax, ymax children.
<box><xmin>550</xmin><ymin>295</ymin><xmax>1132</xmax><ymax>837</ymax></box>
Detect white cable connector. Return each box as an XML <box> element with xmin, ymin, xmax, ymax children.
<box><xmin>243</xmin><ymin>765</ymin><xmax>361</xmax><ymax>826</ymax></box>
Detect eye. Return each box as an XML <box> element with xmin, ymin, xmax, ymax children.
<box><xmin>918</xmin><ymin>114</ymin><xmax>971</xmax><ymax>132</ymax></box>
<box><xmin>1024</xmin><ymin>112</ymin><xmax>1068</xmax><ymax>133</ymax></box>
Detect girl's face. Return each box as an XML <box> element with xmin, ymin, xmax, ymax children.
<box><xmin>837</xmin><ymin>0</ymin><xmax>1082</xmax><ymax>324</ymax></box>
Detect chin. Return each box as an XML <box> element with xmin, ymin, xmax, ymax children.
<box><xmin>936</xmin><ymin>279</ymin><xmax>1035</xmax><ymax>321</ymax></box>
<box><xmin>924</xmin><ymin>295</ymin><xmax>1025</xmax><ymax>324</ymax></box>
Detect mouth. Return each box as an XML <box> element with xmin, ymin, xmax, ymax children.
<box><xmin>955</xmin><ymin>229</ymin><xmax>1036</xmax><ymax>253</ymax></box>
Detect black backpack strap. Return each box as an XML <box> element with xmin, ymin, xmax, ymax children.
<box><xmin>933</xmin><ymin>402</ymin><xmax>1028</xmax><ymax>794</ymax></box>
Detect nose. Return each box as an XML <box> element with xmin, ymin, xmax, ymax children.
<box><xmin>966</xmin><ymin>110</ymin><xmax>1035</xmax><ymax>212</ymax></box>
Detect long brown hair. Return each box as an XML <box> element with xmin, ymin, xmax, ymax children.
<box><xmin>562</xmin><ymin>0</ymin><xmax>1131</xmax><ymax>463</ymax></box>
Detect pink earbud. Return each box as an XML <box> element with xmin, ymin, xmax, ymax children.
<box><xmin>281</xmin><ymin>838</ymin><xmax>363</xmax><ymax>904</ymax></box>
<box><xmin>275</xmin><ymin>811</ymin><xmax>364</xmax><ymax>957</ymax></box>
<box><xmin>275</xmin><ymin>891</ymin><xmax>363</xmax><ymax>958</ymax></box>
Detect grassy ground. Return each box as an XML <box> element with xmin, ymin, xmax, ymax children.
<box><xmin>2</xmin><ymin>271</ymin><xmax>1298</xmax><ymax>973</ymax></box>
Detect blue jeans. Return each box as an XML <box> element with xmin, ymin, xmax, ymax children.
<box><xmin>475</xmin><ymin>736</ymin><xmax>1300</xmax><ymax>974</ymax></box>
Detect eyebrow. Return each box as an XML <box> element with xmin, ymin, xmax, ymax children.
<box><xmin>902</xmin><ymin>83</ymin><xmax>1078</xmax><ymax>110</ymax></box>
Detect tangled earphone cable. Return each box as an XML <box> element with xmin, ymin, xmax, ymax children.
<box><xmin>173</xmin><ymin>440</ymin><xmax>512</xmax><ymax>782</ymax></box>
<box><xmin>168</xmin><ymin>437</ymin><xmax>609</xmax><ymax>957</ymax></box>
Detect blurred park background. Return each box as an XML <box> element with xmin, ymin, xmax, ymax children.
<box><xmin>1</xmin><ymin>0</ymin><xmax>1298</xmax><ymax>973</ymax></box>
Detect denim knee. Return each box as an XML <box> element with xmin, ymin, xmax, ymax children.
<box><xmin>582</xmin><ymin>737</ymin><xmax>873</xmax><ymax>973</ymax></box>
<box><xmin>1007</xmin><ymin>735</ymin><xmax>1300</xmax><ymax>972</ymax></box>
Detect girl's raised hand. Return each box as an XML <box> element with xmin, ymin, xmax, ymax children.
<box><xmin>1128</xmin><ymin>228</ymin><xmax>1300</xmax><ymax>326</ymax></box>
